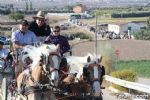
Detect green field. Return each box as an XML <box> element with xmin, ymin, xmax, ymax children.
<box><xmin>115</xmin><ymin>60</ymin><xmax>150</xmax><ymax>78</ymax></box>
<box><xmin>82</xmin><ymin>17</ymin><xmax>149</xmax><ymax>25</ymax></box>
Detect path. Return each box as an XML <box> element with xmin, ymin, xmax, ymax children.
<box><xmin>137</xmin><ymin>77</ymin><xmax>150</xmax><ymax>85</ymax></box>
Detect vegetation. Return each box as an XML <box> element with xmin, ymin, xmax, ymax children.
<box><xmin>115</xmin><ymin>60</ymin><xmax>150</xmax><ymax>77</ymax></box>
<box><xmin>111</xmin><ymin>11</ymin><xmax>150</xmax><ymax>18</ymax></box>
<box><xmin>9</xmin><ymin>12</ymin><xmax>24</xmax><ymax>22</ymax></box>
<box><xmin>93</xmin><ymin>6</ymin><xmax>150</xmax><ymax>18</ymax></box>
<box><xmin>99</xmin><ymin>41</ymin><xmax>115</xmax><ymax>74</ymax></box>
<box><xmin>110</xmin><ymin>69</ymin><xmax>137</xmax><ymax>92</ymax></box>
<box><xmin>81</xmin><ymin>17</ymin><xmax>148</xmax><ymax>25</ymax></box>
<box><xmin>134</xmin><ymin>17</ymin><xmax>150</xmax><ymax>40</ymax></box>
<box><xmin>0</xmin><ymin>32</ymin><xmax>4</xmax><ymax>35</ymax></box>
<box><xmin>64</xmin><ymin>32</ymin><xmax>92</xmax><ymax>40</ymax></box>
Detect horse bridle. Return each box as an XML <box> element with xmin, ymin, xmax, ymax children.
<box><xmin>48</xmin><ymin>52</ymin><xmax>61</xmax><ymax>74</ymax></box>
<box><xmin>83</xmin><ymin>63</ymin><xmax>102</xmax><ymax>84</ymax></box>
<box><xmin>18</xmin><ymin>54</ymin><xmax>52</xmax><ymax>97</ymax></box>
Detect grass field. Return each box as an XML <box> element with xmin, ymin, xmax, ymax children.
<box><xmin>81</xmin><ymin>17</ymin><xmax>149</xmax><ymax>25</ymax></box>
<box><xmin>115</xmin><ymin>60</ymin><xmax>150</xmax><ymax>78</ymax></box>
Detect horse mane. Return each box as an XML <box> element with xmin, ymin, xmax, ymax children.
<box><xmin>66</xmin><ymin>53</ymin><xmax>101</xmax><ymax>65</ymax></box>
<box><xmin>22</xmin><ymin>44</ymin><xmax>58</xmax><ymax>70</ymax></box>
<box><xmin>66</xmin><ymin>53</ymin><xmax>102</xmax><ymax>75</ymax></box>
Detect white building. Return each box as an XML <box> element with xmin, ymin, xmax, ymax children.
<box><xmin>108</xmin><ymin>22</ymin><xmax>147</xmax><ymax>35</ymax></box>
<box><xmin>108</xmin><ymin>23</ymin><xmax>127</xmax><ymax>34</ymax></box>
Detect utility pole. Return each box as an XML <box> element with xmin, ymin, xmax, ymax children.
<box><xmin>95</xmin><ymin>12</ymin><xmax>98</xmax><ymax>56</ymax></box>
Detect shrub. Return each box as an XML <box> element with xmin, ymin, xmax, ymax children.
<box><xmin>9</xmin><ymin>12</ymin><xmax>24</xmax><ymax>22</ymax></box>
<box><xmin>74</xmin><ymin>32</ymin><xmax>92</xmax><ymax>39</ymax></box>
<box><xmin>97</xmin><ymin>41</ymin><xmax>115</xmax><ymax>74</ymax></box>
<box><xmin>0</xmin><ymin>31</ymin><xmax>4</xmax><ymax>35</ymax></box>
<box><xmin>110</xmin><ymin>69</ymin><xmax>137</xmax><ymax>92</ymax></box>
<box><xmin>64</xmin><ymin>32</ymin><xmax>92</xmax><ymax>40</ymax></box>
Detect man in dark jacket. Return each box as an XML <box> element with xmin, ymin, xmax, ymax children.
<box><xmin>29</xmin><ymin>11</ymin><xmax>51</xmax><ymax>42</ymax></box>
<box><xmin>45</xmin><ymin>25</ymin><xmax>70</xmax><ymax>73</ymax></box>
<box><xmin>44</xmin><ymin>25</ymin><xmax>70</xmax><ymax>56</ymax></box>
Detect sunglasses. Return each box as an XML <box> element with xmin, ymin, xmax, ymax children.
<box><xmin>53</xmin><ymin>30</ymin><xmax>60</xmax><ymax>32</ymax></box>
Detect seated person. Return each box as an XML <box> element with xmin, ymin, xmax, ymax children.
<box><xmin>45</xmin><ymin>25</ymin><xmax>70</xmax><ymax>56</ymax></box>
<box><xmin>0</xmin><ymin>40</ymin><xmax>8</xmax><ymax>69</ymax></box>
<box><xmin>44</xmin><ymin>26</ymin><xmax>70</xmax><ymax>66</ymax></box>
<box><xmin>11</xmin><ymin>20</ymin><xmax>37</xmax><ymax>76</ymax></box>
<box><xmin>44</xmin><ymin>26</ymin><xmax>70</xmax><ymax>78</ymax></box>
<box><xmin>11</xmin><ymin>20</ymin><xmax>37</xmax><ymax>49</ymax></box>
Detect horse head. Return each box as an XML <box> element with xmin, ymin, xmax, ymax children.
<box><xmin>83</xmin><ymin>54</ymin><xmax>103</xmax><ymax>97</ymax></box>
<box><xmin>16</xmin><ymin>44</ymin><xmax>58</xmax><ymax>99</ymax></box>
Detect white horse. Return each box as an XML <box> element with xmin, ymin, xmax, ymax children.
<box><xmin>65</xmin><ymin>53</ymin><xmax>103</xmax><ymax>98</ymax></box>
<box><xmin>21</xmin><ymin>43</ymin><xmax>61</xmax><ymax>86</ymax></box>
<box><xmin>16</xmin><ymin>44</ymin><xmax>60</xmax><ymax>100</ymax></box>
<box><xmin>66</xmin><ymin>53</ymin><xmax>101</xmax><ymax>79</ymax></box>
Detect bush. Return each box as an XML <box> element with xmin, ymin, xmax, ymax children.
<box><xmin>110</xmin><ymin>69</ymin><xmax>137</xmax><ymax>92</ymax></box>
<box><xmin>64</xmin><ymin>32</ymin><xmax>92</xmax><ymax>40</ymax></box>
<box><xmin>111</xmin><ymin>11</ymin><xmax>150</xmax><ymax>18</ymax></box>
<box><xmin>9</xmin><ymin>12</ymin><xmax>24</xmax><ymax>22</ymax></box>
<box><xmin>72</xmin><ymin>32</ymin><xmax>92</xmax><ymax>39</ymax></box>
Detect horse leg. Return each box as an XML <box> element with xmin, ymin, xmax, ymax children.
<box><xmin>48</xmin><ymin>91</ymin><xmax>56</xmax><ymax>100</ymax></box>
<box><xmin>17</xmin><ymin>72</ymin><xmax>24</xmax><ymax>89</ymax></box>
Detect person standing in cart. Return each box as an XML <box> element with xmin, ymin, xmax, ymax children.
<box><xmin>29</xmin><ymin>10</ymin><xmax>51</xmax><ymax>42</ymax></box>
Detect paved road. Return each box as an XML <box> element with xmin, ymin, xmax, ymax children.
<box><xmin>138</xmin><ymin>77</ymin><xmax>150</xmax><ymax>85</ymax></box>
<box><xmin>103</xmin><ymin>88</ymin><xmax>119</xmax><ymax>100</ymax></box>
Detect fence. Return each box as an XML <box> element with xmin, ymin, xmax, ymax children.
<box><xmin>105</xmin><ymin>75</ymin><xmax>150</xmax><ymax>94</ymax></box>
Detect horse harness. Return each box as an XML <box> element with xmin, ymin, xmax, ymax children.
<box><xmin>18</xmin><ymin>68</ymin><xmax>51</xmax><ymax>98</ymax></box>
<box><xmin>18</xmin><ymin>54</ymin><xmax>53</xmax><ymax>97</ymax></box>
<box><xmin>83</xmin><ymin>63</ymin><xmax>102</xmax><ymax>84</ymax></box>
<box><xmin>18</xmin><ymin>52</ymin><xmax>69</xmax><ymax>97</ymax></box>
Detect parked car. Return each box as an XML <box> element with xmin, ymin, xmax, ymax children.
<box><xmin>0</xmin><ymin>36</ymin><xmax>10</xmax><ymax>45</ymax></box>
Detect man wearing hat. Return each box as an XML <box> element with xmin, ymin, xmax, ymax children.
<box><xmin>0</xmin><ymin>40</ymin><xmax>8</xmax><ymax>69</ymax></box>
<box><xmin>29</xmin><ymin>11</ymin><xmax>51</xmax><ymax>42</ymax></box>
<box><xmin>11</xmin><ymin>20</ymin><xmax>37</xmax><ymax>49</ymax></box>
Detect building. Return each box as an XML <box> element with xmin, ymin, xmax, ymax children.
<box><xmin>73</xmin><ymin>4</ymin><xmax>87</xmax><ymax>13</ymax></box>
<box><xmin>108</xmin><ymin>22</ymin><xmax>128</xmax><ymax>35</ymax></box>
<box><xmin>108</xmin><ymin>22</ymin><xmax>147</xmax><ymax>35</ymax></box>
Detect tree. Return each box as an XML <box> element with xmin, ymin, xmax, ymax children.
<box><xmin>9</xmin><ymin>12</ymin><xmax>24</xmax><ymax>22</ymax></box>
<box><xmin>29</xmin><ymin>1</ymin><xmax>33</xmax><ymax>10</ymax></box>
<box><xmin>133</xmin><ymin>17</ymin><xmax>150</xmax><ymax>40</ymax></box>
<box><xmin>146</xmin><ymin>17</ymin><xmax>150</xmax><ymax>28</ymax></box>
<box><xmin>26</xmin><ymin>2</ymin><xmax>29</xmax><ymax>11</ymax></box>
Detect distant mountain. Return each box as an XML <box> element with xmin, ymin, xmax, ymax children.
<box><xmin>0</xmin><ymin>0</ymin><xmax>149</xmax><ymax>9</ymax></box>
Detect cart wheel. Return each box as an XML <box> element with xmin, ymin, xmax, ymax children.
<box><xmin>1</xmin><ymin>78</ymin><xmax>7</xmax><ymax>100</ymax></box>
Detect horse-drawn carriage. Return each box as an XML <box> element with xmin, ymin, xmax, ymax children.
<box><xmin>0</xmin><ymin>49</ymin><xmax>15</xmax><ymax>100</ymax></box>
<box><xmin>0</xmin><ymin>43</ymin><xmax>104</xmax><ymax>100</ymax></box>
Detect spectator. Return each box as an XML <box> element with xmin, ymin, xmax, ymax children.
<box><xmin>29</xmin><ymin>11</ymin><xmax>51</xmax><ymax>42</ymax></box>
<box><xmin>0</xmin><ymin>40</ymin><xmax>8</xmax><ymax>69</ymax></box>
